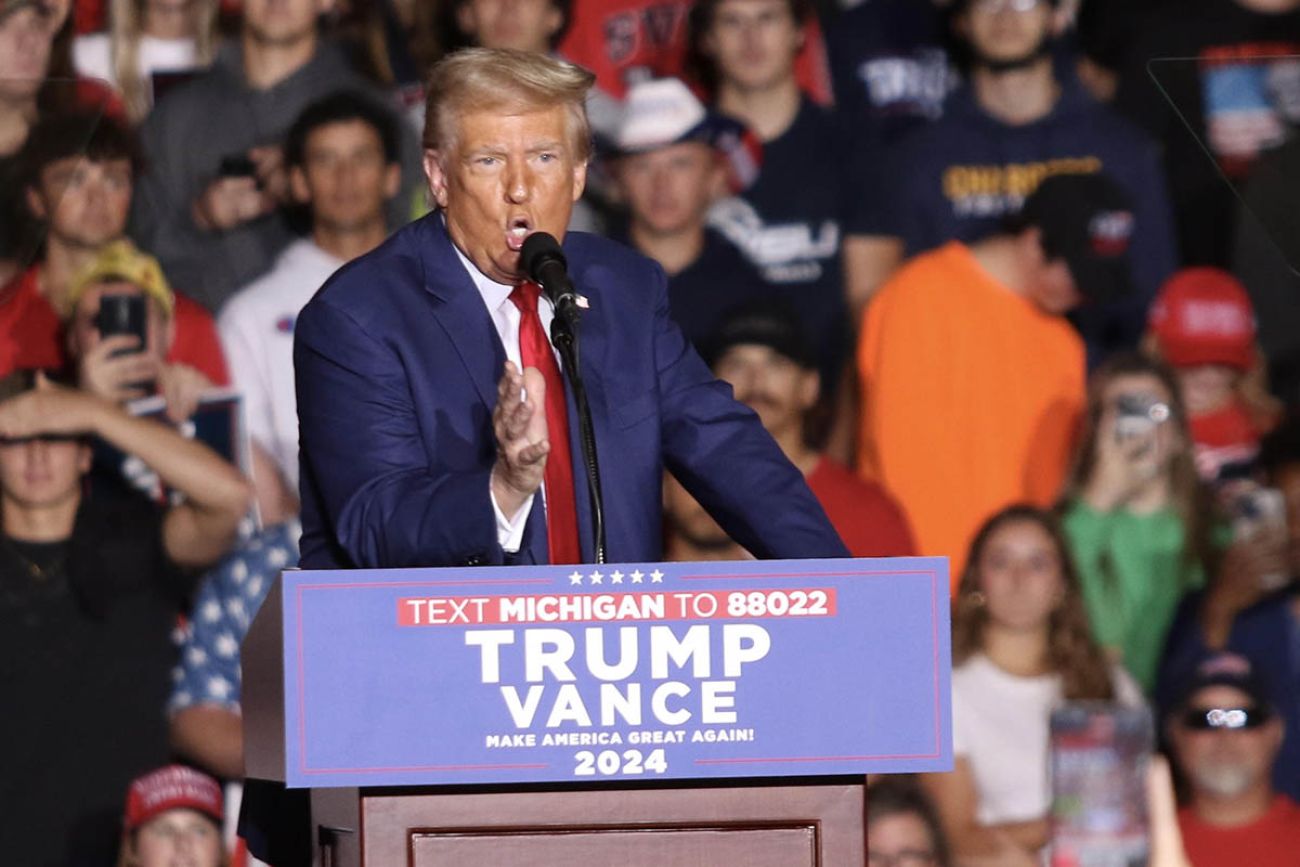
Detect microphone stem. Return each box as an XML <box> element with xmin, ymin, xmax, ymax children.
<box><xmin>551</xmin><ymin>314</ymin><xmax>606</xmax><ymax>564</ymax></box>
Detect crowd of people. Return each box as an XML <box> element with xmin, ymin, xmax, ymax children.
<box><xmin>2</xmin><ymin>0</ymin><xmax>1299</xmax><ymax>863</ymax></box>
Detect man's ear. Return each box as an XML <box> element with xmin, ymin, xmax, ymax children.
<box><xmin>1051</xmin><ymin>1</ymin><xmax>1076</xmax><ymax>37</ymax></box>
<box><xmin>707</xmin><ymin>156</ymin><xmax>728</xmax><ymax>201</ymax></box>
<box><xmin>383</xmin><ymin>163</ymin><xmax>401</xmax><ymax>200</ymax></box>
<box><xmin>289</xmin><ymin>166</ymin><xmax>310</xmax><ymax>205</ymax></box>
<box><xmin>544</xmin><ymin>4</ymin><xmax>564</xmax><ymax>39</ymax></box>
<box><xmin>1019</xmin><ymin>225</ymin><xmax>1047</xmax><ymax>265</ymax></box>
<box><xmin>951</xmin><ymin>10</ymin><xmax>970</xmax><ymax>43</ymax></box>
<box><xmin>456</xmin><ymin>1</ymin><xmax>479</xmax><ymax>39</ymax></box>
<box><xmin>25</xmin><ymin>186</ymin><xmax>48</xmax><ymax>221</ymax></box>
<box><xmin>798</xmin><ymin>368</ymin><xmax>820</xmax><ymax>411</ymax></box>
<box><xmin>77</xmin><ymin>442</ymin><xmax>93</xmax><ymax>474</ymax></box>
<box><xmin>423</xmin><ymin>150</ymin><xmax>450</xmax><ymax>209</ymax></box>
<box><xmin>571</xmin><ymin>159</ymin><xmax>588</xmax><ymax>202</ymax></box>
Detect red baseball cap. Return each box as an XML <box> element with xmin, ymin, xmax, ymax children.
<box><xmin>1148</xmin><ymin>267</ymin><xmax>1256</xmax><ymax>370</ymax></box>
<box><xmin>123</xmin><ymin>765</ymin><xmax>223</xmax><ymax>831</ymax></box>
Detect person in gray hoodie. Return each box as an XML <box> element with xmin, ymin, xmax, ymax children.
<box><xmin>129</xmin><ymin>0</ymin><xmax>422</xmax><ymax>312</ymax></box>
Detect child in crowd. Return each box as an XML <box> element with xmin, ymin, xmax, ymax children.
<box><xmin>921</xmin><ymin>505</ymin><xmax>1143</xmax><ymax>867</ymax></box>
<box><xmin>1147</xmin><ymin>267</ymin><xmax>1281</xmax><ymax>486</ymax></box>
<box><xmin>867</xmin><ymin>779</ymin><xmax>951</xmax><ymax>867</ymax></box>
<box><xmin>117</xmin><ymin>764</ymin><xmax>226</xmax><ymax>867</ymax></box>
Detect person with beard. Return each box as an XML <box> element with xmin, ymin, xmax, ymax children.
<box><xmin>877</xmin><ymin>0</ymin><xmax>1176</xmax><ymax>361</ymax></box>
<box><xmin>1165</xmin><ymin>653</ymin><xmax>1300</xmax><ymax>866</ymax></box>
<box><xmin>662</xmin><ymin>302</ymin><xmax>917</xmax><ymax>561</ymax></box>
<box><xmin>705</xmin><ymin>301</ymin><xmax>916</xmax><ymax>557</ymax></box>
<box><xmin>1158</xmin><ymin>414</ymin><xmax>1300</xmax><ymax>802</ymax></box>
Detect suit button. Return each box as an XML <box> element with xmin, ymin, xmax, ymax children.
<box><xmin>464</xmin><ymin>554</ymin><xmax>485</xmax><ymax>566</ymax></box>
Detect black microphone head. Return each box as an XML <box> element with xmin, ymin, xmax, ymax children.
<box><xmin>520</xmin><ymin>232</ymin><xmax>566</xmax><ymax>283</ymax></box>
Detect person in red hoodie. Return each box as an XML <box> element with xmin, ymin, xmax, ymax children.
<box><xmin>1147</xmin><ymin>266</ymin><xmax>1281</xmax><ymax>485</ymax></box>
<box><xmin>0</xmin><ymin>111</ymin><xmax>228</xmax><ymax>383</ymax></box>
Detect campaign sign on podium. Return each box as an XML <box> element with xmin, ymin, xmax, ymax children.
<box><xmin>280</xmin><ymin>557</ymin><xmax>952</xmax><ymax>788</ymax></box>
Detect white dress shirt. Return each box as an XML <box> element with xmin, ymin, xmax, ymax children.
<box><xmin>451</xmin><ymin>244</ymin><xmax>558</xmax><ymax>554</ymax></box>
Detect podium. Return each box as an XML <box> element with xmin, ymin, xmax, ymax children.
<box><xmin>243</xmin><ymin>558</ymin><xmax>952</xmax><ymax>866</ymax></box>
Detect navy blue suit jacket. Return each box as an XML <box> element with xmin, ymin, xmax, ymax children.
<box><xmin>294</xmin><ymin>214</ymin><xmax>847</xmax><ymax>569</ymax></box>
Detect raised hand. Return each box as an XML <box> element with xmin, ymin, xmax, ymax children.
<box><xmin>78</xmin><ymin>334</ymin><xmax>160</xmax><ymax>404</ymax></box>
<box><xmin>490</xmin><ymin>361</ymin><xmax>550</xmax><ymax>519</ymax></box>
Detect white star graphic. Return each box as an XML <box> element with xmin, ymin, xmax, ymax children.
<box><xmin>650</xmin><ymin>569</ymin><xmax>664</xmax><ymax>583</ymax></box>
<box><xmin>610</xmin><ymin>570</ymin><xmax>624</xmax><ymax>584</ymax></box>
<box><xmin>589</xmin><ymin>570</ymin><xmax>603</xmax><ymax>584</ymax></box>
<box><xmin>569</xmin><ymin>571</ymin><xmax>584</xmax><ymax>586</ymax></box>
<box><xmin>214</xmin><ymin>633</ymin><xmax>239</xmax><ymax>659</ymax></box>
<box><xmin>630</xmin><ymin>569</ymin><xmax>644</xmax><ymax>584</ymax></box>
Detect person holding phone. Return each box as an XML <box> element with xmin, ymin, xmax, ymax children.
<box><xmin>62</xmin><ymin>239</ymin><xmax>214</xmax><ymax>423</ymax></box>
<box><xmin>1158</xmin><ymin>414</ymin><xmax>1300</xmax><ymax>802</ymax></box>
<box><xmin>919</xmin><ymin>505</ymin><xmax>1143</xmax><ymax>867</ymax></box>
<box><xmin>1</xmin><ymin>112</ymin><xmax>230</xmax><ymax>386</ymax></box>
<box><xmin>1058</xmin><ymin>352</ymin><xmax>1221</xmax><ymax>694</ymax></box>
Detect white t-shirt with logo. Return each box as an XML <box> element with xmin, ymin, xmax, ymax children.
<box><xmin>218</xmin><ymin>239</ymin><xmax>344</xmax><ymax>494</ymax></box>
<box><xmin>952</xmin><ymin>652</ymin><xmax>1145</xmax><ymax>826</ymax></box>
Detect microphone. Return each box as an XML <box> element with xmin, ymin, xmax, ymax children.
<box><xmin>519</xmin><ymin>233</ymin><xmax>606</xmax><ymax>563</ymax></box>
<box><xmin>520</xmin><ymin>232</ymin><xmax>580</xmax><ymax>316</ymax></box>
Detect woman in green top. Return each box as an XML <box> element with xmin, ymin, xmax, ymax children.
<box><xmin>1058</xmin><ymin>353</ymin><xmax>1219</xmax><ymax>693</ymax></box>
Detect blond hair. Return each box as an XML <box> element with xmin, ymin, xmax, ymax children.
<box><xmin>422</xmin><ymin>48</ymin><xmax>595</xmax><ymax>160</ymax></box>
<box><xmin>109</xmin><ymin>0</ymin><xmax>219</xmax><ymax>123</ymax></box>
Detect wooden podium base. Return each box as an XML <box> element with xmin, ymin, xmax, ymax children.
<box><xmin>310</xmin><ymin>779</ymin><xmax>866</xmax><ymax>866</ymax></box>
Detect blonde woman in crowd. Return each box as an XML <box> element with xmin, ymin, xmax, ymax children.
<box><xmin>921</xmin><ymin>505</ymin><xmax>1143</xmax><ymax>867</ymax></box>
<box><xmin>73</xmin><ymin>0</ymin><xmax>219</xmax><ymax>122</ymax></box>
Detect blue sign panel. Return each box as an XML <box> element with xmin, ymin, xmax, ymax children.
<box><xmin>282</xmin><ymin>557</ymin><xmax>952</xmax><ymax>788</ymax></box>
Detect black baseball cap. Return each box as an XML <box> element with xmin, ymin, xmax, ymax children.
<box><xmin>702</xmin><ymin>299</ymin><xmax>816</xmax><ymax>371</ymax></box>
<box><xmin>1171</xmin><ymin>652</ymin><xmax>1276</xmax><ymax>715</ymax></box>
<box><xmin>1017</xmin><ymin>172</ymin><xmax>1136</xmax><ymax>305</ymax></box>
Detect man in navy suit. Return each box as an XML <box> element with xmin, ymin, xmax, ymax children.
<box><xmin>294</xmin><ymin>47</ymin><xmax>847</xmax><ymax>571</ymax></box>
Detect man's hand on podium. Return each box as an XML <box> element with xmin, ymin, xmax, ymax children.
<box><xmin>492</xmin><ymin>361</ymin><xmax>551</xmax><ymax>520</ymax></box>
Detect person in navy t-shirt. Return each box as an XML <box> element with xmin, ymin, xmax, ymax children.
<box><xmin>689</xmin><ymin>0</ymin><xmax>853</xmax><ymax>403</ymax></box>
<box><xmin>609</xmin><ymin>77</ymin><xmax>770</xmax><ymax>353</ymax></box>
<box><xmin>879</xmin><ymin>0</ymin><xmax>1178</xmax><ymax>361</ymax></box>
<box><xmin>825</xmin><ymin>0</ymin><xmax>958</xmax><ymax>144</ymax></box>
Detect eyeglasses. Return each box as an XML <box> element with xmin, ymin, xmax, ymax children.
<box><xmin>1180</xmin><ymin>706</ymin><xmax>1271</xmax><ymax>731</ymax></box>
<box><xmin>868</xmin><ymin>850</ymin><xmax>938</xmax><ymax>867</ymax></box>
<box><xmin>970</xmin><ymin>0</ymin><xmax>1044</xmax><ymax>12</ymax></box>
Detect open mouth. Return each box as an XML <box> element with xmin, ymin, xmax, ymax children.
<box><xmin>506</xmin><ymin>217</ymin><xmax>532</xmax><ymax>251</ymax></box>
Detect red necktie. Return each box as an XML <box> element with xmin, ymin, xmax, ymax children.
<box><xmin>509</xmin><ymin>281</ymin><xmax>582</xmax><ymax>564</ymax></box>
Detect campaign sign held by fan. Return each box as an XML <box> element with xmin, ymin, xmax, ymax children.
<box><xmin>280</xmin><ymin>557</ymin><xmax>952</xmax><ymax>788</ymax></box>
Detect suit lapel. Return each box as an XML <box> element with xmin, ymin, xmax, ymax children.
<box><xmin>416</xmin><ymin>216</ymin><xmax>504</xmax><ymax>412</ymax></box>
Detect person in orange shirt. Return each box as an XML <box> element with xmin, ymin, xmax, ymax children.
<box><xmin>856</xmin><ymin>172</ymin><xmax>1136</xmax><ymax>588</ymax></box>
